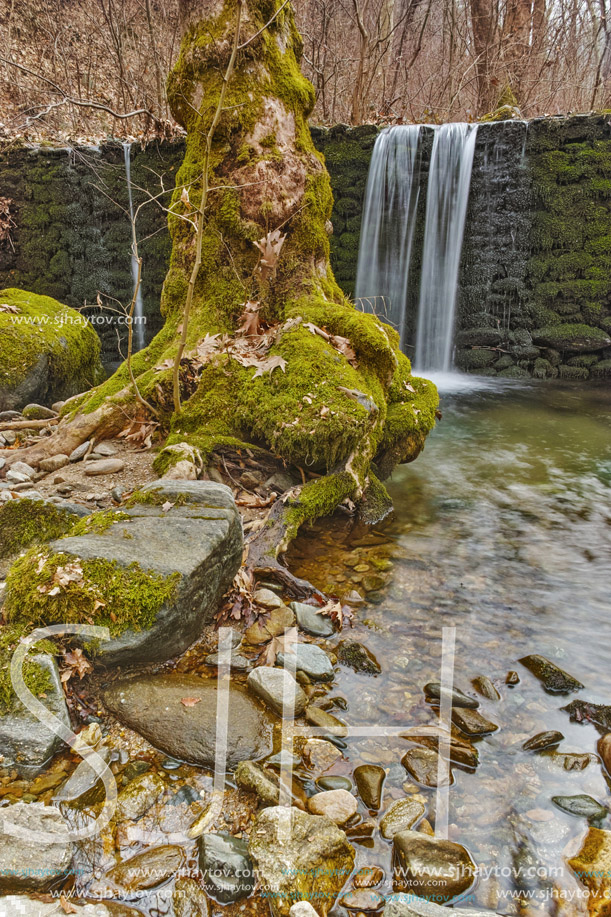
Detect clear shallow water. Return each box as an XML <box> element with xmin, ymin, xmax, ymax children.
<box><xmin>289</xmin><ymin>380</ymin><xmax>611</xmax><ymax>914</ymax></box>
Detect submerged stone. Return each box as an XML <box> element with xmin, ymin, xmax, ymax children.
<box><xmin>451</xmin><ymin>707</ymin><xmax>498</xmax><ymax>736</ymax></box>
<box><xmin>103</xmin><ymin>674</ymin><xmax>275</xmax><ymax>769</ymax></box>
<box><xmin>305</xmin><ymin>705</ymin><xmax>348</xmax><ymax>736</ymax></box>
<box><xmin>107</xmin><ymin>845</ymin><xmax>184</xmax><ymax>892</ymax></box>
<box><xmin>402</xmin><ymin>748</ymin><xmax>450</xmax><ymax>788</ymax></box>
<box><xmin>354</xmin><ymin>764</ymin><xmax>386</xmax><ymax>809</ymax></box>
<box><xmin>392</xmin><ymin>831</ymin><xmax>476</xmax><ymax>902</ymax></box>
<box><xmin>552</xmin><ymin>794</ymin><xmax>608</xmax><ymax>820</ymax></box>
<box><xmin>380</xmin><ymin>797</ymin><xmax>426</xmax><ymax>839</ymax></box>
<box><xmin>423</xmin><ymin>683</ymin><xmax>478</xmax><ymax>708</ymax></box>
<box><xmin>199</xmin><ymin>832</ymin><xmax>255</xmax><ymax>904</ymax></box>
<box><xmin>277</xmin><ymin>643</ymin><xmax>334</xmax><ymax>681</ymax></box>
<box><xmin>519</xmin><ymin>654</ymin><xmax>584</xmax><ymax>694</ymax></box>
<box><xmin>308</xmin><ymin>788</ymin><xmax>358</xmax><ymax>825</ymax></box>
<box><xmin>247</xmin><ymin>666</ymin><xmax>307</xmax><ymax>717</ymax></box>
<box><xmin>562</xmin><ymin>699</ymin><xmax>611</xmax><ymax>731</ymax></box>
<box><xmin>523</xmin><ymin>730</ymin><xmax>564</xmax><ymax>752</ymax></box>
<box><xmin>235</xmin><ymin>760</ymin><xmax>280</xmax><ymax>806</ymax></box>
<box><xmin>337</xmin><ymin>641</ymin><xmax>381</xmax><ymax>674</ymax></box>
<box><xmin>569</xmin><ymin>827</ymin><xmax>611</xmax><ymax>917</ymax></box>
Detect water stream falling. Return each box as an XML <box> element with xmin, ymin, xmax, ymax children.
<box><xmin>122</xmin><ymin>142</ymin><xmax>145</xmax><ymax>352</ymax></box>
<box><xmin>414</xmin><ymin>123</ymin><xmax>478</xmax><ymax>372</ymax></box>
<box><xmin>355</xmin><ymin>125</ymin><xmax>422</xmax><ymax>348</ymax></box>
<box><xmin>355</xmin><ymin>122</ymin><xmax>478</xmax><ymax>373</ymax></box>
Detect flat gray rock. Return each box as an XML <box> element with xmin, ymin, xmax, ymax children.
<box><xmin>0</xmin><ymin>654</ymin><xmax>70</xmax><ymax>776</ymax></box>
<box><xmin>49</xmin><ymin>481</ymin><xmax>242</xmax><ymax>667</ymax></box>
<box><xmin>0</xmin><ymin>802</ymin><xmax>73</xmax><ymax>891</ymax></box>
<box><xmin>247</xmin><ymin>666</ymin><xmax>307</xmax><ymax>717</ymax></box>
<box><xmin>290</xmin><ymin>601</ymin><xmax>335</xmax><ymax>637</ymax></box>
<box><xmin>277</xmin><ymin>643</ymin><xmax>334</xmax><ymax>681</ymax></box>
<box><xmin>103</xmin><ymin>673</ymin><xmax>275</xmax><ymax>769</ymax></box>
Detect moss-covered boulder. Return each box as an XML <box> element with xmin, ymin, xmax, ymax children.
<box><xmin>532</xmin><ymin>323</ymin><xmax>611</xmax><ymax>353</ymax></box>
<box><xmin>0</xmin><ymin>288</ymin><xmax>104</xmax><ymax>411</ymax></box>
<box><xmin>0</xmin><ymin>497</ymin><xmax>85</xmax><ymax>563</ymax></box>
<box><xmin>2</xmin><ymin>481</ymin><xmax>242</xmax><ymax>669</ymax></box>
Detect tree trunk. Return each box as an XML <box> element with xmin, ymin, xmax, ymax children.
<box><xmin>10</xmin><ymin>0</ymin><xmax>438</xmax><ymax>564</ymax></box>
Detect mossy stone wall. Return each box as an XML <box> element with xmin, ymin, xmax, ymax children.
<box><xmin>2</xmin><ymin>116</ymin><xmax>611</xmax><ymax>379</ymax></box>
<box><xmin>0</xmin><ymin>140</ymin><xmax>184</xmax><ymax>360</ymax></box>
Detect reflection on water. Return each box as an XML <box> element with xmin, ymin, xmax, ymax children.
<box><xmin>289</xmin><ymin>381</ymin><xmax>611</xmax><ymax>914</ymax></box>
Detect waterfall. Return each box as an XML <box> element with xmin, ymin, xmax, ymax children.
<box><xmin>355</xmin><ymin>125</ymin><xmax>422</xmax><ymax>348</ymax></box>
<box><xmin>122</xmin><ymin>142</ymin><xmax>145</xmax><ymax>352</ymax></box>
<box><xmin>414</xmin><ymin>123</ymin><xmax>478</xmax><ymax>372</ymax></box>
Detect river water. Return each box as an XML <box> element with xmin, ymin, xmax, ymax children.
<box><xmin>289</xmin><ymin>378</ymin><xmax>611</xmax><ymax>914</ymax></box>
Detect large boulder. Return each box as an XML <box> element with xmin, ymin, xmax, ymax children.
<box><xmin>248</xmin><ymin>806</ymin><xmax>355</xmax><ymax>916</ymax></box>
<box><xmin>0</xmin><ymin>802</ymin><xmax>73</xmax><ymax>891</ymax></box>
<box><xmin>0</xmin><ymin>288</ymin><xmax>104</xmax><ymax>411</ymax></box>
<box><xmin>3</xmin><ymin>481</ymin><xmax>243</xmax><ymax>668</ymax></box>
<box><xmin>103</xmin><ymin>674</ymin><xmax>275</xmax><ymax>769</ymax></box>
<box><xmin>392</xmin><ymin>831</ymin><xmax>476</xmax><ymax>903</ymax></box>
<box><xmin>0</xmin><ymin>653</ymin><xmax>70</xmax><ymax>776</ymax></box>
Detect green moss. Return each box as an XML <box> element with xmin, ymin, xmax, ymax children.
<box><xmin>533</xmin><ymin>323</ymin><xmax>611</xmax><ymax>351</ymax></box>
<box><xmin>0</xmin><ymin>288</ymin><xmax>104</xmax><ymax>399</ymax></box>
<box><xmin>0</xmin><ymin>498</ymin><xmax>80</xmax><ymax>560</ymax></box>
<box><xmin>68</xmin><ymin>509</ymin><xmax>130</xmax><ymax>536</ymax></box>
<box><xmin>4</xmin><ymin>546</ymin><xmax>181</xmax><ymax>640</ymax></box>
<box><xmin>0</xmin><ymin>624</ymin><xmax>56</xmax><ymax>715</ymax></box>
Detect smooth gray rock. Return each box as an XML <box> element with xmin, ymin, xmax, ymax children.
<box><xmin>103</xmin><ymin>674</ymin><xmax>275</xmax><ymax>770</ymax></box>
<box><xmin>248</xmin><ymin>666</ymin><xmax>307</xmax><ymax>717</ymax></box>
<box><xmin>48</xmin><ymin>481</ymin><xmax>242</xmax><ymax>667</ymax></box>
<box><xmin>424</xmin><ymin>683</ymin><xmax>478</xmax><ymax>708</ymax></box>
<box><xmin>277</xmin><ymin>643</ymin><xmax>334</xmax><ymax>681</ymax></box>
<box><xmin>384</xmin><ymin>893</ymin><xmax>501</xmax><ymax>917</ymax></box>
<box><xmin>0</xmin><ymin>802</ymin><xmax>73</xmax><ymax>890</ymax></box>
<box><xmin>84</xmin><ymin>458</ymin><xmax>124</xmax><ymax>475</ymax></box>
<box><xmin>69</xmin><ymin>441</ymin><xmax>91</xmax><ymax>462</ymax></box>
<box><xmin>199</xmin><ymin>833</ymin><xmax>255</xmax><ymax>903</ymax></box>
<box><xmin>290</xmin><ymin>601</ymin><xmax>335</xmax><ymax>637</ymax></box>
<box><xmin>22</xmin><ymin>404</ymin><xmax>57</xmax><ymax>420</ymax></box>
<box><xmin>39</xmin><ymin>454</ymin><xmax>69</xmax><ymax>472</ymax></box>
<box><xmin>0</xmin><ymin>655</ymin><xmax>70</xmax><ymax>776</ymax></box>
<box><xmin>9</xmin><ymin>462</ymin><xmax>36</xmax><ymax>478</ymax></box>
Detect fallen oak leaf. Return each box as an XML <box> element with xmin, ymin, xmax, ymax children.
<box><xmin>181</xmin><ymin>697</ymin><xmax>201</xmax><ymax>707</ymax></box>
<box><xmin>59</xmin><ymin>895</ymin><xmax>78</xmax><ymax>914</ymax></box>
<box><xmin>252</xmin><ymin>354</ymin><xmax>287</xmax><ymax>378</ymax></box>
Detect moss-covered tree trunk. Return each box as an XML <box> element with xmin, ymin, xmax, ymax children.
<box><xmin>12</xmin><ymin>0</ymin><xmax>438</xmax><ymax>583</ymax></box>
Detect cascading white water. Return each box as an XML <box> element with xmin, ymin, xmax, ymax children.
<box><xmin>122</xmin><ymin>142</ymin><xmax>145</xmax><ymax>352</ymax></box>
<box><xmin>354</xmin><ymin>125</ymin><xmax>422</xmax><ymax>348</ymax></box>
<box><xmin>414</xmin><ymin>123</ymin><xmax>478</xmax><ymax>372</ymax></box>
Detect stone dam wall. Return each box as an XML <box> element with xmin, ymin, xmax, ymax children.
<box><xmin>2</xmin><ymin>115</ymin><xmax>611</xmax><ymax>379</ymax></box>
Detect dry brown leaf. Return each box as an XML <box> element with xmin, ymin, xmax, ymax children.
<box><xmin>0</xmin><ymin>303</ymin><xmax>19</xmax><ymax>314</ymax></box>
<box><xmin>303</xmin><ymin>321</ymin><xmax>329</xmax><ymax>340</ymax></box>
<box><xmin>62</xmin><ymin>648</ymin><xmax>93</xmax><ymax>681</ymax></box>
<box><xmin>181</xmin><ymin>696</ymin><xmax>201</xmax><ymax>707</ymax></box>
<box><xmin>254</xmin><ymin>229</ymin><xmax>286</xmax><ymax>280</ymax></box>
<box><xmin>236</xmin><ymin>492</ymin><xmax>276</xmax><ymax>508</ymax></box>
<box><xmin>331</xmin><ymin>334</ymin><xmax>357</xmax><ymax>366</ymax></box>
<box><xmin>59</xmin><ymin>895</ymin><xmax>78</xmax><ymax>914</ymax></box>
<box><xmin>252</xmin><ymin>354</ymin><xmax>287</xmax><ymax>378</ymax></box>
<box><xmin>180</xmin><ymin>186</ymin><xmax>191</xmax><ymax>210</ymax></box>
<box><xmin>237</xmin><ymin>300</ymin><xmax>262</xmax><ymax>337</ymax></box>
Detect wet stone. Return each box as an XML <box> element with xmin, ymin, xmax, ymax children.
<box><xmin>248</xmin><ymin>666</ymin><xmax>307</xmax><ymax>717</ymax></box>
<box><xmin>353</xmin><ymin>866</ymin><xmax>384</xmax><ymax>888</ymax></box>
<box><xmin>472</xmin><ymin>675</ymin><xmax>501</xmax><ymax>700</ymax></box>
<box><xmin>452</xmin><ymin>707</ymin><xmax>498</xmax><ymax>736</ymax></box>
<box><xmin>107</xmin><ymin>845</ymin><xmax>184</xmax><ymax>892</ymax></box>
<box><xmin>546</xmin><ymin>751</ymin><xmax>598</xmax><ymax>771</ymax></box>
<box><xmin>316</xmin><ymin>775</ymin><xmax>353</xmax><ymax>791</ymax></box>
<box><xmin>277</xmin><ymin>643</ymin><xmax>334</xmax><ymax>681</ymax></box>
<box><xmin>519</xmin><ymin>654</ymin><xmax>584</xmax><ymax>694</ymax></box>
<box><xmin>54</xmin><ymin>745</ymin><xmax>112</xmax><ymax>803</ymax></box>
<box><xmin>116</xmin><ymin>772</ymin><xmax>165</xmax><ymax>821</ymax></box>
<box><xmin>380</xmin><ymin>797</ymin><xmax>426</xmax><ymax>839</ymax></box>
<box><xmin>308</xmin><ymin>788</ymin><xmax>358</xmax><ymax>825</ymax></box>
<box><xmin>340</xmin><ymin>889</ymin><xmax>385</xmax><ymax>911</ymax></box>
<box><xmin>402</xmin><ymin>748</ymin><xmax>449</xmax><ymax>788</ymax></box>
<box><xmin>552</xmin><ymin>794</ymin><xmax>608</xmax><ymax>820</ymax></box>
<box><xmin>235</xmin><ymin>760</ymin><xmax>280</xmax><ymax>806</ymax></box>
<box><xmin>302</xmin><ymin>738</ymin><xmax>343</xmax><ymax>772</ymax></box>
<box><xmin>199</xmin><ymin>832</ymin><xmax>255</xmax><ymax>904</ymax></box>
<box><xmin>523</xmin><ymin>730</ymin><xmax>564</xmax><ymax>752</ymax></box>
<box><xmin>0</xmin><ymin>802</ymin><xmax>73</xmax><ymax>891</ymax></box>
<box><xmin>506</xmin><ymin>670</ymin><xmax>520</xmax><ymax>685</ymax></box>
<box><xmin>598</xmin><ymin>734</ymin><xmax>611</xmax><ymax>774</ymax></box>
<box><xmin>392</xmin><ymin>831</ymin><xmax>476</xmax><ymax>902</ymax></box>
<box><xmin>291</xmin><ymin>601</ymin><xmax>335</xmax><ymax>637</ymax></box>
<box><xmin>245</xmin><ymin>606</ymin><xmax>295</xmax><ymax>645</ymax></box>
<box><xmin>354</xmin><ymin>764</ymin><xmax>386</xmax><ymax>810</ymax></box>
<box><xmin>563</xmin><ymin>699</ymin><xmax>611</xmax><ymax>731</ymax></box>
<box><xmin>173</xmin><ymin>876</ymin><xmax>210</xmax><ymax>917</ymax></box>
<box><xmin>337</xmin><ymin>641</ymin><xmax>381</xmax><ymax>674</ymax></box>
<box><xmin>424</xmin><ymin>683</ymin><xmax>478</xmax><ymax>709</ymax></box>
<box><xmin>305</xmin><ymin>705</ymin><xmax>348</xmax><ymax>737</ymax></box>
